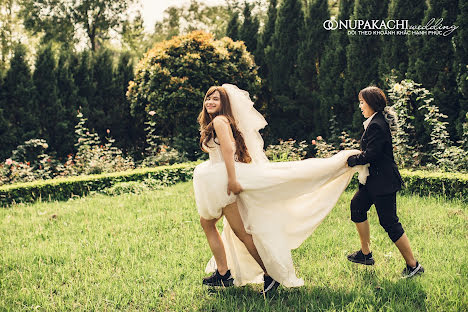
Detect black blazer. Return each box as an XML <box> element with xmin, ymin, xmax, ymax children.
<box><xmin>347</xmin><ymin>112</ymin><xmax>403</xmax><ymax>196</ymax></box>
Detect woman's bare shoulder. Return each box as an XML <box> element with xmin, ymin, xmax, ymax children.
<box><xmin>213</xmin><ymin>115</ymin><xmax>230</xmax><ymax>127</ymax></box>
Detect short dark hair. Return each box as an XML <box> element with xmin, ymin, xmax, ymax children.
<box><xmin>358</xmin><ymin>86</ymin><xmax>387</xmax><ymax>112</ymax></box>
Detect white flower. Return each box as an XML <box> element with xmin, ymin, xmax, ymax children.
<box><xmin>393</xmin><ymin>84</ymin><xmax>403</xmax><ymax>93</ymax></box>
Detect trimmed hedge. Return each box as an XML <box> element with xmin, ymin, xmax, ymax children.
<box><xmin>0</xmin><ymin>162</ymin><xmax>199</xmax><ymax>207</ymax></box>
<box><xmin>398</xmin><ymin>169</ymin><xmax>467</xmax><ymax>200</ymax></box>
<box><xmin>347</xmin><ymin>169</ymin><xmax>467</xmax><ymax>201</ymax></box>
<box><xmin>0</xmin><ymin>163</ymin><xmax>466</xmax><ymax>207</ymax></box>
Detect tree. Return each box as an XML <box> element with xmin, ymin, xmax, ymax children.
<box><xmin>111</xmin><ymin>52</ymin><xmax>144</xmax><ymax>156</ymax></box>
<box><xmin>20</xmin><ymin>0</ymin><xmax>135</xmax><ymax>51</ymax></box>
<box><xmin>226</xmin><ymin>12</ymin><xmax>240</xmax><ymax>41</ymax></box>
<box><xmin>453</xmin><ymin>0</ymin><xmax>467</xmax><ymax>139</ymax></box>
<box><xmin>239</xmin><ymin>2</ymin><xmax>260</xmax><ymax>54</ymax></box>
<box><xmin>56</xmin><ymin>49</ymin><xmax>80</xmax><ymax>158</ymax></box>
<box><xmin>344</xmin><ymin>0</ymin><xmax>389</xmax><ymax>134</ymax></box>
<box><xmin>379</xmin><ymin>0</ymin><xmax>426</xmax><ymax>82</ymax></box>
<box><xmin>152</xmin><ymin>6</ymin><xmax>180</xmax><ymax>42</ymax></box>
<box><xmin>33</xmin><ymin>45</ymin><xmax>63</xmax><ymax>156</ymax></box>
<box><xmin>0</xmin><ymin>72</ymin><xmax>10</xmax><ymax>159</ymax></box>
<box><xmin>127</xmin><ymin>31</ymin><xmax>260</xmax><ymax>159</ymax></box>
<box><xmin>90</xmin><ymin>48</ymin><xmax>115</xmax><ymax>139</ymax></box>
<box><xmin>256</xmin><ymin>0</ymin><xmax>277</xmax><ymax>79</ymax></box>
<box><xmin>151</xmin><ymin>0</ymin><xmax>230</xmax><ymax>43</ymax></box>
<box><xmin>2</xmin><ymin>44</ymin><xmax>39</xmax><ymax>154</ymax></box>
<box><xmin>0</xmin><ymin>0</ymin><xmax>21</xmax><ymax>71</ymax></box>
<box><xmin>295</xmin><ymin>0</ymin><xmax>330</xmax><ymax>136</ymax></box>
<box><xmin>121</xmin><ymin>11</ymin><xmax>147</xmax><ymax>59</ymax></box>
<box><xmin>72</xmin><ymin>50</ymin><xmax>95</xmax><ymax>126</ymax></box>
<box><xmin>407</xmin><ymin>0</ymin><xmax>460</xmax><ymax>140</ymax></box>
<box><xmin>318</xmin><ymin>0</ymin><xmax>354</xmax><ymax>137</ymax></box>
<box><xmin>253</xmin><ymin>0</ymin><xmax>277</xmax><ymax>145</ymax></box>
<box><xmin>266</xmin><ymin>0</ymin><xmax>304</xmax><ymax>141</ymax></box>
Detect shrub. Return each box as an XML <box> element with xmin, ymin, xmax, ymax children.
<box><xmin>127</xmin><ymin>30</ymin><xmax>261</xmax><ymax>160</ymax></box>
<box><xmin>1</xmin><ymin>139</ymin><xmax>57</xmax><ymax>184</ymax></box>
<box><xmin>387</xmin><ymin>79</ymin><xmax>468</xmax><ymax>171</ymax></box>
<box><xmin>311</xmin><ymin>132</ymin><xmax>359</xmax><ymax>159</ymax></box>
<box><xmin>141</xmin><ymin>116</ymin><xmax>188</xmax><ymax>167</ymax></box>
<box><xmin>346</xmin><ymin>169</ymin><xmax>467</xmax><ymax>201</ymax></box>
<box><xmin>59</xmin><ymin>112</ymin><xmax>135</xmax><ymax>176</ymax></box>
<box><xmin>265</xmin><ymin>139</ymin><xmax>308</xmax><ymax>161</ymax></box>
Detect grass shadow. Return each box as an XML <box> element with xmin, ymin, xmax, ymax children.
<box><xmin>197</xmin><ymin>271</ymin><xmax>427</xmax><ymax>312</ymax></box>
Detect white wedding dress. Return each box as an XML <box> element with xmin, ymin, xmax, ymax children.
<box><xmin>193</xmin><ymin>139</ymin><xmax>369</xmax><ymax>287</ymax></box>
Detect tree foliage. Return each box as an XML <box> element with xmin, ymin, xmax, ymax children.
<box><xmin>152</xmin><ymin>0</ymin><xmax>230</xmax><ymax>42</ymax></box>
<box><xmin>239</xmin><ymin>2</ymin><xmax>260</xmax><ymax>54</ymax></box>
<box><xmin>344</xmin><ymin>0</ymin><xmax>389</xmax><ymax>134</ymax></box>
<box><xmin>380</xmin><ymin>0</ymin><xmax>426</xmax><ymax>82</ymax></box>
<box><xmin>226</xmin><ymin>12</ymin><xmax>240</xmax><ymax>41</ymax></box>
<box><xmin>20</xmin><ymin>0</ymin><xmax>135</xmax><ymax>51</ymax></box>
<box><xmin>127</xmin><ymin>31</ymin><xmax>260</xmax><ymax>159</ymax></box>
<box><xmin>2</xmin><ymin>44</ymin><xmax>39</xmax><ymax>155</ymax></box>
<box><xmin>266</xmin><ymin>0</ymin><xmax>304</xmax><ymax>141</ymax></box>
<box><xmin>407</xmin><ymin>0</ymin><xmax>460</xmax><ymax>139</ymax></box>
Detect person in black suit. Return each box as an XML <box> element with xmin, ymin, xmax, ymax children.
<box><xmin>346</xmin><ymin>86</ymin><xmax>424</xmax><ymax>278</ymax></box>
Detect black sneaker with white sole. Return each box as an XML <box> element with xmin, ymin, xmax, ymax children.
<box><xmin>262</xmin><ymin>275</ymin><xmax>280</xmax><ymax>295</ymax></box>
<box><xmin>202</xmin><ymin>269</ymin><xmax>234</xmax><ymax>287</ymax></box>
<box><xmin>347</xmin><ymin>250</ymin><xmax>375</xmax><ymax>265</ymax></box>
<box><xmin>401</xmin><ymin>261</ymin><xmax>424</xmax><ymax>278</ymax></box>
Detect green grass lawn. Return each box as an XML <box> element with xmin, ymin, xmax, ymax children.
<box><xmin>1</xmin><ymin>182</ymin><xmax>466</xmax><ymax>311</ymax></box>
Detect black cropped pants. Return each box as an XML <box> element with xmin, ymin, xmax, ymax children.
<box><xmin>350</xmin><ymin>184</ymin><xmax>404</xmax><ymax>243</ymax></box>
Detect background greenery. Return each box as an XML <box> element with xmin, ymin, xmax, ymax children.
<box><xmin>0</xmin><ymin>0</ymin><xmax>466</xmax><ymax>174</ymax></box>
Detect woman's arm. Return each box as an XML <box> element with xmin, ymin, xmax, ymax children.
<box><xmin>213</xmin><ymin>116</ymin><xmax>242</xmax><ymax>195</ymax></box>
<box><xmin>347</xmin><ymin>123</ymin><xmax>386</xmax><ymax>167</ymax></box>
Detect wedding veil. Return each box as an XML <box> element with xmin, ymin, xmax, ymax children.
<box><xmin>222</xmin><ymin>84</ymin><xmax>269</xmax><ymax>164</ymax></box>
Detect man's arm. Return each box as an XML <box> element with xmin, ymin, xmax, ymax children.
<box><xmin>347</xmin><ymin>123</ymin><xmax>386</xmax><ymax>167</ymax></box>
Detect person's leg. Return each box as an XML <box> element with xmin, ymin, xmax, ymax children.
<box><xmin>394</xmin><ymin>233</ymin><xmax>417</xmax><ymax>267</ymax></box>
<box><xmin>350</xmin><ymin>186</ymin><xmax>373</xmax><ymax>254</ymax></box>
<box><xmin>374</xmin><ymin>192</ymin><xmax>417</xmax><ymax>267</ymax></box>
<box><xmin>222</xmin><ymin>201</ymin><xmax>267</xmax><ymax>273</ymax></box>
<box><xmin>199</xmin><ymin>216</ymin><xmax>228</xmax><ymax>275</ymax></box>
<box><xmin>355</xmin><ymin>220</ymin><xmax>371</xmax><ymax>255</ymax></box>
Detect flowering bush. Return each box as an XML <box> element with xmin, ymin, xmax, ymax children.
<box><xmin>0</xmin><ymin>113</ymin><xmax>136</xmax><ymax>186</ymax></box>
<box><xmin>265</xmin><ymin>139</ymin><xmax>308</xmax><ymax>161</ymax></box>
<box><xmin>388</xmin><ymin>79</ymin><xmax>467</xmax><ymax>172</ymax></box>
<box><xmin>60</xmin><ymin>112</ymin><xmax>135</xmax><ymax>176</ymax></box>
<box><xmin>311</xmin><ymin>132</ymin><xmax>359</xmax><ymax>159</ymax></box>
<box><xmin>311</xmin><ymin>136</ymin><xmax>336</xmax><ymax>158</ymax></box>
<box><xmin>0</xmin><ymin>139</ymin><xmax>57</xmax><ymax>185</ymax></box>
<box><xmin>140</xmin><ymin>111</ymin><xmax>188</xmax><ymax>167</ymax></box>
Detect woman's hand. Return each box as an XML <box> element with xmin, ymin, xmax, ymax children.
<box><xmin>227</xmin><ymin>179</ymin><xmax>243</xmax><ymax>195</ymax></box>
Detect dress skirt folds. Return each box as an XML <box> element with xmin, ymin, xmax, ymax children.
<box><xmin>193</xmin><ymin>149</ymin><xmax>369</xmax><ymax>287</ymax></box>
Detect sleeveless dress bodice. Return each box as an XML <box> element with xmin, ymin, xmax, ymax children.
<box><xmin>203</xmin><ymin>139</ymin><xmax>237</xmax><ymax>164</ymax></box>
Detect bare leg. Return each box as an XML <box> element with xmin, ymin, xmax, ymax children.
<box><xmin>223</xmin><ymin>201</ymin><xmax>267</xmax><ymax>273</ymax></box>
<box><xmin>394</xmin><ymin>233</ymin><xmax>417</xmax><ymax>267</ymax></box>
<box><xmin>200</xmin><ymin>216</ymin><xmax>228</xmax><ymax>275</ymax></box>
<box><xmin>355</xmin><ymin>220</ymin><xmax>371</xmax><ymax>254</ymax></box>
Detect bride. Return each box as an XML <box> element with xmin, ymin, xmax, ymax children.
<box><xmin>193</xmin><ymin>84</ymin><xmax>368</xmax><ymax>293</ymax></box>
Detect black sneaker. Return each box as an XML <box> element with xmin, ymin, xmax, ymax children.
<box><xmin>401</xmin><ymin>262</ymin><xmax>424</xmax><ymax>278</ymax></box>
<box><xmin>261</xmin><ymin>275</ymin><xmax>280</xmax><ymax>295</ymax></box>
<box><xmin>202</xmin><ymin>269</ymin><xmax>234</xmax><ymax>287</ymax></box>
<box><xmin>347</xmin><ymin>250</ymin><xmax>375</xmax><ymax>265</ymax></box>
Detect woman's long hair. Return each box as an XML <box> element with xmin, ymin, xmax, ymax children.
<box><xmin>359</xmin><ymin>86</ymin><xmax>397</xmax><ymax>131</ymax></box>
<box><xmin>198</xmin><ymin>86</ymin><xmax>252</xmax><ymax>163</ymax></box>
